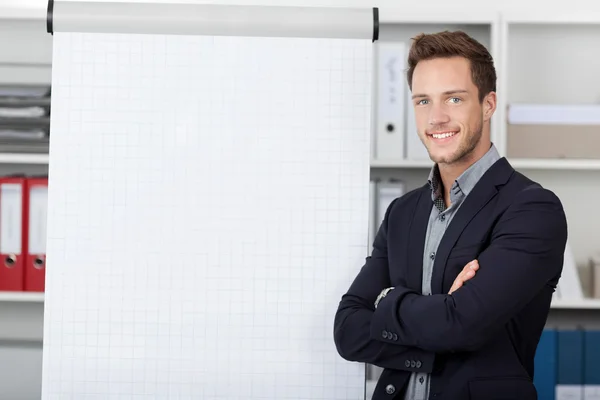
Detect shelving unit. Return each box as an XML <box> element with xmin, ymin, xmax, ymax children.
<box><xmin>0</xmin><ymin>6</ymin><xmax>53</xmax><ymax>168</ymax></box>
<box><xmin>368</xmin><ymin>10</ymin><xmax>600</xmax><ymax>309</ymax></box>
<box><xmin>499</xmin><ymin>12</ymin><xmax>600</xmax><ymax>160</ymax></box>
<box><xmin>499</xmin><ymin>13</ymin><xmax>600</xmax><ymax>294</ymax></box>
<box><xmin>0</xmin><ymin>18</ymin><xmax>51</xmax><ymax>400</ymax></box>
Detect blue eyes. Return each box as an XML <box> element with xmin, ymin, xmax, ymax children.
<box><xmin>416</xmin><ymin>97</ymin><xmax>461</xmax><ymax>105</ymax></box>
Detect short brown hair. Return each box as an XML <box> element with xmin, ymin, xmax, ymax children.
<box><xmin>406</xmin><ymin>30</ymin><xmax>496</xmax><ymax>102</ymax></box>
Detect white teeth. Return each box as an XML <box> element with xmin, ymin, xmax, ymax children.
<box><xmin>432</xmin><ymin>132</ymin><xmax>457</xmax><ymax>139</ymax></box>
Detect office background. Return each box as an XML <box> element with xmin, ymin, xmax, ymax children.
<box><xmin>0</xmin><ymin>0</ymin><xmax>599</xmax><ymax>399</ymax></box>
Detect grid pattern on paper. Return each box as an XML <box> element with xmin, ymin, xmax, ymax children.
<box><xmin>42</xmin><ymin>31</ymin><xmax>372</xmax><ymax>399</ymax></box>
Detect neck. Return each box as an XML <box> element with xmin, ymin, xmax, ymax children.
<box><xmin>438</xmin><ymin>163</ymin><xmax>467</xmax><ymax>207</ymax></box>
<box><xmin>438</xmin><ymin>140</ymin><xmax>491</xmax><ymax>206</ymax></box>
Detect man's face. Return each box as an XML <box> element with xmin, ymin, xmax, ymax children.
<box><xmin>410</xmin><ymin>56</ymin><xmax>493</xmax><ymax>166</ymax></box>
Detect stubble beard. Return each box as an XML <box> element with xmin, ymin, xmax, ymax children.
<box><xmin>428</xmin><ymin>116</ymin><xmax>483</xmax><ymax>166</ymax></box>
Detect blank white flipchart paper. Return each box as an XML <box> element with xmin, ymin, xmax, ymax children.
<box><xmin>43</xmin><ymin>31</ymin><xmax>373</xmax><ymax>399</ymax></box>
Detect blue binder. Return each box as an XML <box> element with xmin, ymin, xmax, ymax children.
<box><xmin>556</xmin><ymin>329</ymin><xmax>584</xmax><ymax>400</ymax></box>
<box><xmin>584</xmin><ymin>330</ymin><xmax>600</xmax><ymax>400</ymax></box>
<box><xmin>534</xmin><ymin>329</ymin><xmax>557</xmax><ymax>400</ymax></box>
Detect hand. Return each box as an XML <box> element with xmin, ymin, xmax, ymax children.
<box><xmin>448</xmin><ymin>260</ymin><xmax>479</xmax><ymax>295</ymax></box>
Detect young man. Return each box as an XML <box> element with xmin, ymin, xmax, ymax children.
<box><xmin>333</xmin><ymin>31</ymin><xmax>568</xmax><ymax>400</ymax></box>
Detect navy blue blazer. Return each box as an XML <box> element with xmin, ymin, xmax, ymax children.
<box><xmin>334</xmin><ymin>157</ymin><xmax>568</xmax><ymax>400</ymax></box>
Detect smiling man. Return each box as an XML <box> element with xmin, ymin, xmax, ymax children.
<box><xmin>334</xmin><ymin>31</ymin><xmax>568</xmax><ymax>400</ymax></box>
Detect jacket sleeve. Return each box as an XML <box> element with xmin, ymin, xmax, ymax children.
<box><xmin>333</xmin><ymin>198</ymin><xmax>436</xmax><ymax>373</ymax></box>
<box><xmin>369</xmin><ymin>185</ymin><xmax>568</xmax><ymax>353</ymax></box>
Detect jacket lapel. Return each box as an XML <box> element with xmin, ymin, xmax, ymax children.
<box><xmin>406</xmin><ymin>186</ymin><xmax>433</xmax><ymax>292</ymax></box>
<box><xmin>430</xmin><ymin>157</ymin><xmax>514</xmax><ymax>294</ymax></box>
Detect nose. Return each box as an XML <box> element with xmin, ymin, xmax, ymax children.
<box><xmin>428</xmin><ymin>103</ymin><xmax>450</xmax><ymax>126</ymax></box>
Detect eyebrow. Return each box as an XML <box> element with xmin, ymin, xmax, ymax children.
<box><xmin>411</xmin><ymin>90</ymin><xmax>469</xmax><ymax>99</ymax></box>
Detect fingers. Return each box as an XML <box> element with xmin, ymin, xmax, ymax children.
<box><xmin>463</xmin><ymin>260</ymin><xmax>479</xmax><ymax>279</ymax></box>
<box><xmin>448</xmin><ymin>260</ymin><xmax>479</xmax><ymax>294</ymax></box>
<box><xmin>453</xmin><ymin>260</ymin><xmax>478</xmax><ymax>289</ymax></box>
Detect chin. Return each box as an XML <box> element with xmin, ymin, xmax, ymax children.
<box><xmin>426</xmin><ymin>144</ymin><xmax>459</xmax><ymax>164</ymax></box>
<box><xmin>428</xmin><ymin>147</ymin><xmax>466</xmax><ymax>165</ymax></box>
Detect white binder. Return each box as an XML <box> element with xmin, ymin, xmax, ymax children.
<box><xmin>404</xmin><ymin>78</ymin><xmax>430</xmax><ymax>161</ymax></box>
<box><xmin>376</xmin><ymin>179</ymin><xmax>405</xmax><ymax>225</ymax></box>
<box><xmin>375</xmin><ymin>41</ymin><xmax>406</xmax><ymax>161</ymax></box>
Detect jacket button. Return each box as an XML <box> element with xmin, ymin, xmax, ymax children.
<box><xmin>411</xmin><ymin>361</ymin><xmax>416</xmax><ymax>367</ymax></box>
<box><xmin>392</xmin><ymin>333</ymin><xmax>398</xmax><ymax>341</ymax></box>
<box><xmin>382</xmin><ymin>330</ymin><xmax>388</xmax><ymax>338</ymax></box>
<box><xmin>385</xmin><ymin>384</ymin><xmax>395</xmax><ymax>394</ymax></box>
<box><xmin>416</xmin><ymin>361</ymin><xmax>422</xmax><ymax>368</ymax></box>
<box><xmin>405</xmin><ymin>360</ymin><xmax>410</xmax><ymax>368</ymax></box>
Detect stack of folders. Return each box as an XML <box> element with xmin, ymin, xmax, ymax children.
<box><xmin>534</xmin><ymin>328</ymin><xmax>600</xmax><ymax>400</ymax></box>
<box><xmin>0</xmin><ymin>84</ymin><xmax>51</xmax><ymax>154</ymax></box>
<box><xmin>375</xmin><ymin>41</ymin><xmax>429</xmax><ymax>162</ymax></box>
<box><xmin>0</xmin><ymin>175</ymin><xmax>48</xmax><ymax>292</ymax></box>
<box><xmin>506</xmin><ymin>104</ymin><xmax>600</xmax><ymax>159</ymax></box>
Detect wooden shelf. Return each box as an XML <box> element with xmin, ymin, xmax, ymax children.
<box><xmin>0</xmin><ymin>291</ymin><xmax>43</xmax><ymax>303</ymax></box>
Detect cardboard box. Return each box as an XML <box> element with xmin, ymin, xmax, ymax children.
<box><xmin>507</xmin><ymin>124</ymin><xmax>600</xmax><ymax>159</ymax></box>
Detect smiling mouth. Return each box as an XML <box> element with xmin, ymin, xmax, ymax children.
<box><xmin>428</xmin><ymin>131</ymin><xmax>459</xmax><ymax>140</ymax></box>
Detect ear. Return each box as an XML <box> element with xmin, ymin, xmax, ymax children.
<box><xmin>482</xmin><ymin>91</ymin><xmax>496</xmax><ymax>121</ymax></box>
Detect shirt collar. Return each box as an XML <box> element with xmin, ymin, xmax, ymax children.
<box><xmin>427</xmin><ymin>143</ymin><xmax>501</xmax><ymax>203</ymax></box>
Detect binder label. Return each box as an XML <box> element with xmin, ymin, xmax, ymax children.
<box><xmin>0</xmin><ymin>183</ymin><xmax>22</xmax><ymax>254</ymax></box>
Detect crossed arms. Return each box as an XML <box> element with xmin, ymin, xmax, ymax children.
<box><xmin>333</xmin><ymin>185</ymin><xmax>568</xmax><ymax>372</ymax></box>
